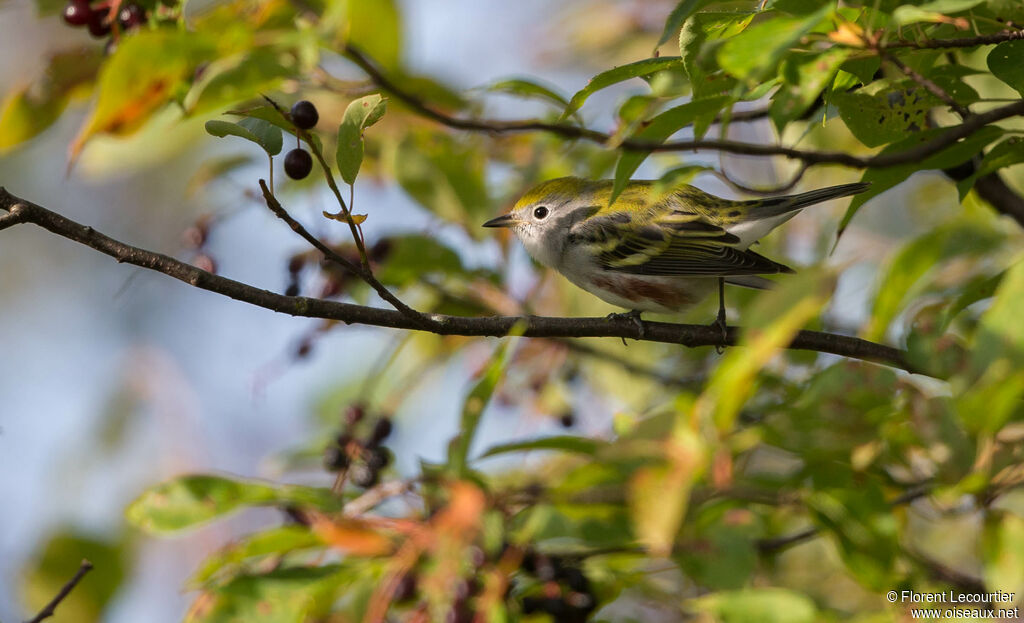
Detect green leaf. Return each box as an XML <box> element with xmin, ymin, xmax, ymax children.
<box><xmin>126</xmin><ymin>475</ymin><xmax>340</xmax><ymax>533</ymax></box>
<box><xmin>185</xmin><ymin>48</ymin><xmax>294</xmax><ymax>116</ymax></box>
<box><xmin>770</xmin><ymin>47</ymin><xmax>850</xmax><ymax>133</ymax></box>
<box><xmin>806</xmin><ymin>487</ymin><xmax>899</xmax><ymax>589</ymax></box>
<box><xmin>611</xmin><ymin>95</ymin><xmax>729</xmax><ymax>203</ymax></box>
<box><xmin>689</xmin><ymin>588</ymin><xmax>817</xmax><ymax>623</ymax></box>
<box><xmin>987</xmin><ymin>40</ymin><xmax>1024</xmax><ymax>97</ymax></box>
<box><xmin>70</xmin><ymin>29</ymin><xmax>216</xmax><ymax>159</ymax></box>
<box><xmin>837</xmin><ymin>125</ymin><xmax>1004</xmax><ymax>238</ymax></box>
<box><xmin>974</xmin><ymin>257</ymin><xmax>1024</xmax><ymax>373</ymax></box>
<box><xmin>717</xmin><ymin>6</ymin><xmax>832</xmax><ymax>87</ymax></box>
<box><xmin>227</xmin><ymin>104</ymin><xmax>325</xmax><ymax>156</ymax></box>
<box><xmin>864</xmin><ymin>221</ymin><xmax>1003</xmax><ymax>341</ymax></box>
<box><xmin>205</xmin><ymin>118</ymin><xmax>283</xmax><ymax>156</ymax></box>
<box><xmin>654</xmin><ymin>0</ymin><xmax>714</xmax><ymax>52</ymax></box>
<box><xmin>698</xmin><ymin>268</ymin><xmax>833</xmax><ymax>432</ymax></box>
<box><xmin>940</xmin><ymin>270</ymin><xmax>1005</xmax><ymax>331</ymax></box>
<box><xmin>373</xmin><ymin>235</ymin><xmax>465</xmax><ymax>286</ymax></box>
<box><xmin>561</xmin><ymin>57</ymin><xmax>683</xmax><ymax>119</ymax></box>
<box><xmin>651</xmin><ymin>164</ymin><xmax>713</xmax><ymax>196</ymax></box>
<box><xmin>393</xmin><ymin>131</ymin><xmax>491</xmax><ymax>232</ymax></box>
<box><xmin>834</xmin><ymin>83</ymin><xmax>941</xmax><ymax>148</ymax></box>
<box><xmin>188</xmin><ymin>565</ymin><xmax>347</xmax><ymax>623</ymax></box>
<box><xmin>343</xmin><ymin>0</ymin><xmax>402</xmax><ymax>70</ymax></box>
<box><xmin>336</xmin><ymin>94</ymin><xmax>387</xmax><ymax>185</ymax></box>
<box><xmin>479</xmin><ymin>435</ymin><xmax>603</xmax><ymax>459</ymax></box>
<box><xmin>447</xmin><ymin>342</ymin><xmax>513</xmax><ymax>476</ymax></box>
<box><xmin>0</xmin><ymin>47</ymin><xmax>100</xmax><ymax>153</ymax></box>
<box><xmin>190</xmin><ymin>526</ymin><xmax>325</xmax><ymax>587</ymax></box>
<box><xmin>486</xmin><ymin>78</ymin><xmax>571</xmax><ymax>111</ymax></box>
<box><xmin>983</xmin><ymin>512</ymin><xmax>1024</xmax><ymax>598</ymax></box>
<box><xmin>892</xmin><ymin>0</ymin><xmax>985</xmax><ymax>25</ymax></box>
<box><xmin>680</xmin><ymin>12</ymin><xmax>754</xmax><ymax>98</ymax></box>
<box><xmin>838</xmin><ymin>56</ymin><xmax>880</xmax><ymax>85</ymax></box>
<box><xmin>957</xmin><ymin>136</ymin><xmax>1024</xmax><ymax>199</ymax></box>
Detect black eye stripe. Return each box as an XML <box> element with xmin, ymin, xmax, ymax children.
<box><xmin>533</xmin><ymin>206</ymin><xmax>549</xmax><ymax>219</ymax></box>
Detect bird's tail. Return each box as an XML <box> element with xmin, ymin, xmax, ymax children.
<box><xmin>742</xmin><ymin>181</ymin><xmax>871</xmax><ymax>219</ymax></box>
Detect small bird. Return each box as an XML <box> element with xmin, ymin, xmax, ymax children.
<box><xmin>483</xmin><ymin>176</ymin><xmax>869</xmax><ymax>338</ymax></box>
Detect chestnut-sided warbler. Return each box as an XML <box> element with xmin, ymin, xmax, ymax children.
<box><xmin>483</xmin><ymin>176</ymin><xmax>869</xmax><ymax>334</ymax></box>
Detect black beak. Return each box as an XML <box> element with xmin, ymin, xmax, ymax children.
<box><xmin>482</xmin><ymin>214</ymin><xmax>517</xmax><ymax>228</ymax></box>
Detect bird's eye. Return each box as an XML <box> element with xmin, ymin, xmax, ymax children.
<box><xmin>533</xmin><ymin>206</ymin><xmax>549</xmax><ymax>219</ymax></box>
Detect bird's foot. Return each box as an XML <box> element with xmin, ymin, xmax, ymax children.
<box><xmin>712</xmin><ymin>307</ymin><xmax>728</xmax><ymax>355</ymax></box>
<box><xmin>607</xmin><ymin>309</ymin><xmax>645</xmax><ymax>343</ymax></box>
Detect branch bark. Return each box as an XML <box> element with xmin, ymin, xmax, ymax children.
<box><xmin>0</xmin><ymin>188</ymin><xmax>921</xmax><ymax>375</ymax></box>
<box><xmin>24</xmin><ymin>559</ymin><xmax>93</xmax><ymax>623</ymax></box>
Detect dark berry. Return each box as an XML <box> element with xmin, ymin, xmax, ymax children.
<box><xmin>559</xmin><ymin>411</ymin><xmax>575</xmax><ymax>428</ymax></box>
<box><xmin>368</xmin><ymin>417</ymin><xmax>393</xmax><ymax>446</ymax></box>
<box><xmin>522</xmin><ymin>597</ymin><xmax>543</xmax><ymax>614</ymax></box>
<box><xmin>87</xmin><ymin>8</ymin><xmax>111</xmax><ymax>37</ymax></box>
<box><xmin>369</xmin><ymin>238</ymin><xmax>392</xmax><ymax>263</ymax></box>
<box><xmin>285</xmin><ymin>282</ymin><xmax>300</xmax><ymax>297</ymax></box>
<box><xmin>365</xmin><ymin>446</ymin><xmax>391</xmax><ymax>470</ymax></box>
<box><xmin>117</xmin><ymin>3</ymin><xmax>145</xmax><ymax>28</ymax></box>
<box><xmin>533</xmin><ymin>555</ymin><xmax>558</xmax><ymax>582</ymax></box>
<box><xmin>563</xmin><ymin>567</ymin><xmax>590</xmax><ymax>593</ymax></box>
<box><xmin>296</xmin><ymin>338</ymin><xmax>313</xmax><ymax>358</ymax></box>
<box><xmin>324</xmin><ymin>445</ymin><xmax>349</xmax><ymax>471</ymax></box>
<box><xmin>290</xmin><ymin>100</ymin><xmax>319</xmax><ymax>130</ymax></box>
<box><xmin>287</xmin><ymin>255</ymin><xmax>305</xmax><ymax>274</ymax></box>
<box><xmin>345</xmin><ymin>404</ymin><xmax>365</xmax><ymax>426</ymax></box>
<box><xmin>62</xmin><ymin>0</ymin><xmax>91</xmax><ymax>26</ymax></box>
<box><xmin>284</xmin><ymin>148</ymin><xmax>313</xmax><ymax>180</ymax></box>
<box><xmin>446</xmin><ymin>605</ymin><xmax>473</xmax><ymax>623</ymax></box>
<box><xmin>393</xmin><ymin>573</ymin><xmax>417</xmax><ymax>602</ymax></box>
<box><xmin>540</xmin><ymin>597</ymin><xmax>568</xmax><ymax>617</ymax></box>
<box><xmin>350</xmin><ymin>463</ymin><xmax>378</xmax><ymax>488</ymax></box>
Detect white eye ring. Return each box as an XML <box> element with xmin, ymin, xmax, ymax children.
<box><xmin>533</xmin><ymin>206</ymin><xmax>549</xmax><ymax>219</ymax></box>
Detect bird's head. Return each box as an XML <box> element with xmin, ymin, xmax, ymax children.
<box><xmin>482</xmin><ymin>176</ymin><xmax>600</xmax><ymax>267</ymax></box>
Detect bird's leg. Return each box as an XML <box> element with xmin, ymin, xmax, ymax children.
<box><xmin>713</xmin><ymin>277</ymin><xmax>727</xmax><ymax>354</ymax></box>
<box><xmin>606</xmin><ymin>309</ymin><xmax>645</xmax><ymax>342</ymax></box>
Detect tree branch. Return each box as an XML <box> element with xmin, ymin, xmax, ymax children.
<box><xmin>24</xmin><ymin>559</ymin><xmax>93</xmax><ymax>623</ymax></box>
<box><xmin>341</xmin><ymin>44</ymin><xmax>1024</xmax><ymax>170</ymax></box>
<box><xmin>257</xmin><ymin>179</ymin><xmax>434</xmax><ymax>328</ymax></box>
<box><xmin>0</xmin><ymin>188</ymin><xmax>922</xmax><ymax>374</ymax></box>
<box><xmin>881</xmin><ymin>29</ymin><xmax>1024</xmax><ymax>50</ymax></box>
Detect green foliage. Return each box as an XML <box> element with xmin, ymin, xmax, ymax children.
<box><xmin>7</xmin><ymin>0</ymin><xmax>1024</xmax><ymax>621</ymax></box>
<box><xmin>126</xmin><ymin>475</ymin><xmax>340</xmax><ymax>533</ymax></box>
<box><xmin>336</xmin><ymin>94</ymin><xmax>387</xmax><ymax>184</ymax></box>
<box><xmin>205</xmin><ymin>118</ymin><xmax>283</xmax><ymax>156</ymax></box>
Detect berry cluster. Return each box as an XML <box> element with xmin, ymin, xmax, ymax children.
<box><xmin>62</xmin><ymin>0</ymin><xmax>149</xmax><ymax>40</ymax></box>
<box><xmin>389</xmin><ymin>547</ymin><xmax>490</xmax><ymax>622</ymax></box>
<box><xmin>519</xmin><ymin>551</ymin><xmax>596</xmax><ymax>622</ymax></box>
<box><xmin>324</xmin><ymin>404</ymin><xmax>393</xmax><ymax>488</ymax></box>
<box><xmin>284</xmin><ymin>100</ymin><xmax>319</xmax><ymax>180</ymax></box>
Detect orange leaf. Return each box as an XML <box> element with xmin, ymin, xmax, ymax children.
<box><xmin>310</xmin><ymin>515</ymin><xmax>393</xmax><ymax>556</ymax></box>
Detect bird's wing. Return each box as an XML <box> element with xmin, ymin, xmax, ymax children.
<box><xmin>569</xmin><ymin>202</ymin><xmax>793</xmax><ymax>277</ymax></box>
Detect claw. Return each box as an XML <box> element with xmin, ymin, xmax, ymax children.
<box><xmin>607</xmin><ymin>309</ymin><xmax>645</xmax><ymax>341</ymax></box>
<box><xmin>714</xmin><ymin>277</ymin><xmax>727</xmax><ymax>355</ymax></box>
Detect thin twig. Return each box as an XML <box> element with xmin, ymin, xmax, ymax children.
<box><xmin>0</xmin><ymin>188</ymin><xmax>923</xmax><ymax>375</ymax></box>
<box><xmin>881</xmin><ymin>29</ymin><xmax>1024</xmax><ymax>49</ymax></box>
<box><xmin>257</xmin><ymin>180</ymin><xmax>434</xmax><ymax>328</ymax></box>
<box><xmin>712</xmin><ymin>164</ymin><xmax>809</xmax><ymax>196</ymax></box>
<box><xmin>24</xmin><ymin>559</ymin><xmax>93</xmax><ymax>623</ymax></box>
<box><xmin>341</xmin><ymin>44</ymin><xmax>1024</xmax><ymax>169</ymax></box>
<box><xmin>882</xmin><ymin>52</ymin><xmax>970</xmax><ymax>117</ymax></box>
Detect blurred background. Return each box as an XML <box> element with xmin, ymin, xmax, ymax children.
<box><xmin>0</xmin><ymin>0</ymin><xmax>1006</xmax><ymax>621</ymax></box>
